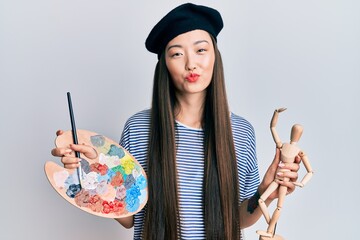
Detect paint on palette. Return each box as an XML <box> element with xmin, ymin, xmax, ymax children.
<box><xmin>52</xmin><ymin>134</ymin><xmax>147</xmax><ymax>216</ymax></box>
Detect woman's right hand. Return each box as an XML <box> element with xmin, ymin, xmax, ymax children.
<box><xmin>50</xmin><ymin>130</ymin><xmax>98</xmax><ymax>169</ymax></box>
<box><xmin>51</xmin><ymin>130</ymin><xmax>135</xmax><ymax>228</ymax></box>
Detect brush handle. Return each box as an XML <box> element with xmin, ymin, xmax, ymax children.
<box><xmin>66</xmin><ymin>92</ymin><xmax>82</xmax><ymax>183</ymax></box>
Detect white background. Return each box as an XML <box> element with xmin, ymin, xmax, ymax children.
<box><xmin>1</xmin><ymin>0</ymin><xmax>359</xmax><ymax>239</ymax></box>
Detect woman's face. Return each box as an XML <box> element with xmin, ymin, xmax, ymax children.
<box><xmin>165</xmin><ymin>30</ymin><xmax>215</xmax><ymax>97</ymax></box>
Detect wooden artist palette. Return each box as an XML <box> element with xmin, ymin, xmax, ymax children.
<box><xmin>44</xmin><ymin>129</ymin><xmax>148</xmax><ymax>218</ymax></box>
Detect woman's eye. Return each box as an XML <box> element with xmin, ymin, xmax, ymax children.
<box><xmin>198</xmin><ymin>48</ymin><xmax>206</xmax><ymax>53</ymax></box>
<box><xmin>171</xmin><ymin>52</ymin><xmax>182</xmax><ymax>57</ymax></box>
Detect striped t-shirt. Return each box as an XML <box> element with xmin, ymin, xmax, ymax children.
<box><xmin>120</xmin><ymin>109</ymin><xmax>260</xmax><ymax>239</ymax></box>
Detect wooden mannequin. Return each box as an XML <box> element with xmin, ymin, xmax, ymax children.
<box><xmin>256</xmin><ymin>108</ymin><xmax>314</xmax><ymax>240</ymax></box>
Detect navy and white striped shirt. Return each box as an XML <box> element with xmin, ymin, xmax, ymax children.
<box><xmin>120</xmin><ymin>109</ymin><xmax>259</xmax><ymax>239</ymax></box>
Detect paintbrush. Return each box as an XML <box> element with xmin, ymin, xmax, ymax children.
<box><xmin>67</xmin><ymin>92</ymin><xmax>83</xmax><ymax>187</ymax></box>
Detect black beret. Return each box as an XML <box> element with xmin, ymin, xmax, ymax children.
<box><xmin>145</xmin><ymin>3</ymin><xmax>223</xmax><ymax>58</ymax></box>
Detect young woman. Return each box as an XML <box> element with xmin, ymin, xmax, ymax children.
<box><xmin>52</xmin><ymin>3</ymin><xmax>300</xmax><ymax>240</ymax></box>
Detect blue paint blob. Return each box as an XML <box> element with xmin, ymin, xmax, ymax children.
<box><xmin>107</xmin><ymin>144</ymin><xmax>125</xmax><ymax>158</ymax></box>
<box><xmin>136</xmin><ymin>175</ymin><xmax>147</xmax><ymax>190</ymax></box>
<box><xmin>126</xmin><ymin>198</ymin><xmax>140</xmax><ymax>213</ymax></box>
<box><xmin>138</xmin><ymin>189</ymin><xmax>147</xmax><ymax>204</ymax></box>
<box><xmin>66</xmin><ymin>184</ymin><xmax>81</xmax><ymax>198</ymax></box>
<box><xmin>106</xmin><ymin>168</ymin><xmax>116</xmax><ymax>180</ymax></box>
<box><xmin>125</xmin><ymin>185</ymin><xmax>141</xmax><ymax>212</ymax></box>
<box><xmin>124</xmin><ymin>174</ymin><xmax>135</xmax><ymax>189</ymax></box>
<box><xmin>90</xmin><ymin>135</ymin><xmax>105</xmax><ymax>147</ymax></box>
<box><xmin>80</xmin><ymin>158</ymin><xmax>91</xmax><ymax>174</ymax></box>
<box><xmin>97</xmin><ymin>173</ymin><xmax>110</xmax><ymax>183</ymax></box>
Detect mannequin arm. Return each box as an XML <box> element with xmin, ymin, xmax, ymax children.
<box><xmin>270</xmin><ymin>108</ymin><xmax>286</xmax><ymax>148</ymax></box>
<box><xmin>293</xmin><ymin>151</ymin><xmax>314</xmax><ymax>187</ymax></box>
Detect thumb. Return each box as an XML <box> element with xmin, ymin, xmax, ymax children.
<box><xmin>56</xmin><ymin>130</ymin><xmax>64</xmax><ymax>136</ymax></box>
<box><xmin>258</xmin><ymin>148</ymin><xmax>281</xmax><ymax>194</ymax></box>
<box><xmin>269</xmin><ymin>148</ymin><xmax>281</xmax><ymax>171</ymax></box>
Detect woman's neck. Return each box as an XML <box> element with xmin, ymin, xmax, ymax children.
<box><xmin>175</xmin><ymin>93</ymin><xmax>205</xmax><ymax>129</ymax></box>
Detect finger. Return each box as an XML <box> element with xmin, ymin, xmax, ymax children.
<box><xmin>51</xmin><ymin>147</ymin><xmax>72</xmax><ymax>157</ymax></box>
<box><xmin>287</xmin><ymin>183</ymin><xmax>296</xmax><ymax>194</ymax></box>
<box><xmin>276</xmin><ymin>179</ymin><xmax>295</xmax><ymax>192</ymax></box>
<box><xmin>63</xmin><ymin>162</ymin><xmax>81</xmax><ymax>169</ymax></box>
<box><xmin>279</xmin><ymin>162</ymin><xmax>300</xmax><ymax>172</ymax></box>
<box><xmin>56</xmin><ymin>130</ymin><xmax>64</xmax><ymax>136</ymax></box>
<box><xmin>286</xmin><ymin>185</ymin><xmax>295</xmax><ymax>195</ymax></box>
<box><xmin>269</xmin><ymin>148</ymin><xmax>281</xmax><ymax>171</ymax></box>
<box><xmin>259</xmin><ymin>148</ymin><xmax>282</xmax><ymax>193</ymax></box>
<box><xmin>279</xmin><ymin>171</ymin><xmax>298</xmax><ymax>181</ymax></box>
<box><xmin>61</xmin><ymin>156</ymin><xmax>81</xmax><ymax>166</ymax></box>
<box><xmin>295</xmin><ymin>154</ymin><xmax>302</xmax><ymax>164</ymax></box>
<box><xmin>276</xmin><ymin>173</ymin><xmax>298</xmax><ymax>184</ymax></box>
<box><xmin>70</xmin><ymin>144</ymin><xmax>97</xmax><ymax>159</ymax></box>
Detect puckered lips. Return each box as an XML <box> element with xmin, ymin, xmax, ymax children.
<box><xmin>185</xmin><ymin>73</ymin><xmax>200</xmax><ymax>82</ymax></box>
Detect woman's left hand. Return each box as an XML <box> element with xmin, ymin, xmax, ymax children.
<box><xmin>258</xmin><ymin>148</ymin><xmax>301</xmax><ymax>201</ymax></box>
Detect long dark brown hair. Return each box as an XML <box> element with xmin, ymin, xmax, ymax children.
<box><xmin>143</xmin><ymin>36</ymin><xmax>240</xmax><ymax>240</ymax></box>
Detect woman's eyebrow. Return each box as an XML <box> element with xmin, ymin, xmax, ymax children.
<box><xmin>194</xmin><ymin>39</ymin><xmax>209</xmax><ymax>45</ymax></box>
<box><xmin>167</xmin><ymin>44</ymin><xmax>182</xmax><ymax>52</ymax></box>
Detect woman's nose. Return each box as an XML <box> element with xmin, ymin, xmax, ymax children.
<box><xmin>185</xmin><ymin>55</ymin><xmax>196</xmax><ymax>71</ymax></box>
<box><xmin>186</xmin><ymin>65</ymin><xmax>196</xmax><ymax>71</ymax></box>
